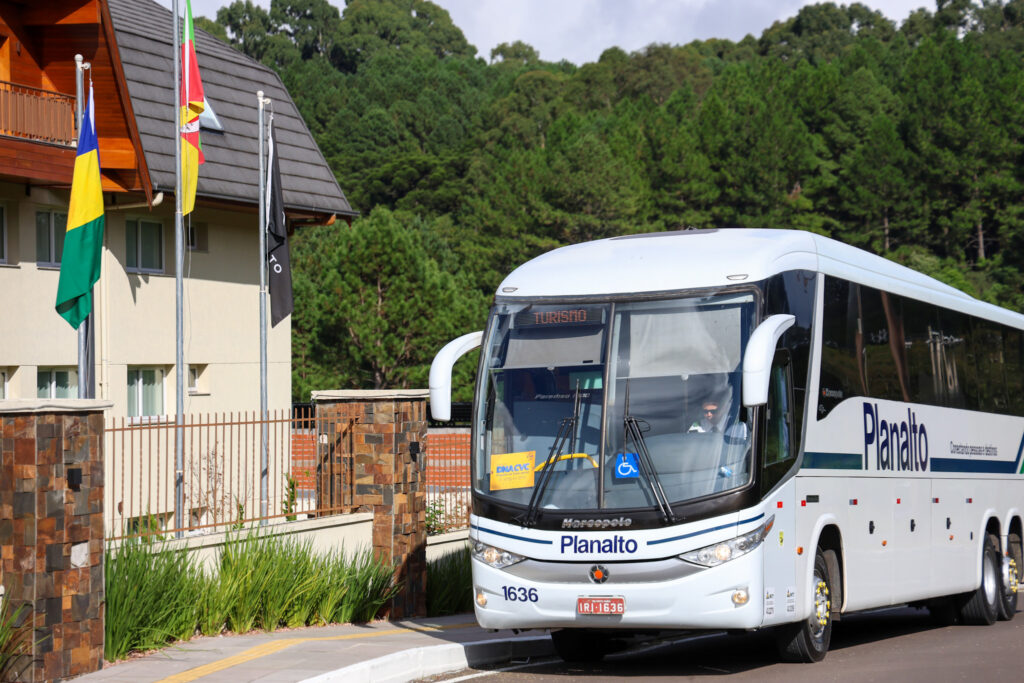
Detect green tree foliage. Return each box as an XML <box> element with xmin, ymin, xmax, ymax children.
<box><xmin>291</xmin><ymin>208</ymin><xmax>485</xmax><ymax>399</ymax></box>
<box><xmin>203</xmin><ymin>0</ymin><xmax>1024</xmax><ymax>399</ymax></box>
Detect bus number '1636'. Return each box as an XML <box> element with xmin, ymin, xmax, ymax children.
<box><xmin>501</xmin><ymin>586</ymin><xmax>539</xmax><ymax>602</ymax></box>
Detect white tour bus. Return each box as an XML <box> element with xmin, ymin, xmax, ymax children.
<box><xmin>430</xmin><ymin>229</ymin><xmax>1023</xmax><ymax>662</ymax></box>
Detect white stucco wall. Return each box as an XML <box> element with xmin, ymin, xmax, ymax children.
<box><xmin>0</xmin><ymin>183</ymin><xmax>291</xmax><ymax>417</ymax></box>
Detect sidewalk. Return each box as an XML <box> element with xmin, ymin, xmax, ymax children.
<box><xmin>76</xmin><ymin>614</ymin><xmax>554</xmax><ymax>683</ymax></box>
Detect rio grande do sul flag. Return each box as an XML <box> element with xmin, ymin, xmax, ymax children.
<box><xmin>180</xmin><ymin>0</ymin><xmax>205</xmax><ymax>215</ymax></box>
<box><xmin>55</xmin><ymin>84</ymin><xmax>104</xmax><ymax>329</ymax></box>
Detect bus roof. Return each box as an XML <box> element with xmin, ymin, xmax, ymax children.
<box><xmin>496</xmin><ymin>229</ymin><xmax>1024</xmax><ymax>329</ymax></box>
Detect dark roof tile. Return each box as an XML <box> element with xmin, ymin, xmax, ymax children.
<box><xmin>107</xmin><ymin>0</ymin><xmax>355</xmax><ymax>217</ymax></box>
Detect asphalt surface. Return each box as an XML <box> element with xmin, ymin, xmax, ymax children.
<box><xmin>74</xmin><ymin>606</ymin><xmax>1024</xmax><ymax>682</ymax></box>
<box><xmin>420</xmin><ymin>606</ymin><xmax>1024</xmax><ymax>682</ymax></box>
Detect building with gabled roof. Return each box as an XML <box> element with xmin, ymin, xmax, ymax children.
<box><xmin>0</xmin><ymin>0</ymin><xmax>354</xmax><ymax>419</ymax></box>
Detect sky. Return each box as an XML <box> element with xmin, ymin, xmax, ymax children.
<box><xmin>161</xmin><ymin>0</ymin><xmax>933</xmax><ymax>66</ymax></box>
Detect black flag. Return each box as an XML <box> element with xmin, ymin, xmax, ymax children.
<box><xmin>266</xmin><ymin>117</ymin><xmax>292</xmax><ymax>326</ymax></box>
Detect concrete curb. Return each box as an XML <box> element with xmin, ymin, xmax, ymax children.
<box><xmin>299</xmin><ymin>635</ymin><xmax>554</xmax><ymax>683</ymax></box>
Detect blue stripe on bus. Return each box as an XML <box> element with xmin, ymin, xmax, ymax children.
<box><xmin>931</xmin><ymin>433</ymin><xmax>1024</xmax><ymax>474</ymax></box>
<box><xmin>803</xmin><ymin>451</ymin><xmax>862</xmax><ymax>470</ymax></box>
<box><xmin>471</xmin><ymin>524</ymin><xmax>553</xmax><ymax>545</ymax></box>
<box><xmin>647</xmin><ymin>513</ymin><xmax>765</xmax><ymax>546</ymax></box>
<box><xmin>805</xmin><ymin>434</ymin><xmax>1024</xmax><ymax>474</ymax></box>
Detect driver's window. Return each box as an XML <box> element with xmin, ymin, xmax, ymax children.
<box><xmin>762</xmin><ymin>356</ymin><xmax>796</xmax><ymax>494</ymax></box>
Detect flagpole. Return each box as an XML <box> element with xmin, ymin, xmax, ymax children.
<box><xmin>173</xmin><ymin>0</ymin><xmax>186</xmax><ymax>538</ymax></box>
<box><xmin>74</xmin><ymin>55</ymin><xmax>87</xmax><ymax>399</ymax></box>
<box><xmin>258</xmin><ymin>91</ymin><xmax>269</xmax><ymax>525</ymax></box>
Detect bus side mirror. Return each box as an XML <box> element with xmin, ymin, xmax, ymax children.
<box><xmin>429</xmin><ymin>331</ymin><xmax>483</xmax><ymax>421</ymax></box>
<box><xmin>742</xmin><ymin>314</ymin><xmax>795</xmax><ymax>407</ymax></box>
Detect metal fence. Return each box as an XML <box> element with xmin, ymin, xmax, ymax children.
<box><xmin>424</xmin><ymin>429</ymin><xmax>471</xmax><ymax>533</ymax></box>
<box><xmin>0</xmin><ymin>80</ymin><xmax>75</xmax><ymax>146</ymax></box>
<box><xmin>104</xmin><ymin>409</ymin><xmax>472</xmax><ymax>539</ymax></box>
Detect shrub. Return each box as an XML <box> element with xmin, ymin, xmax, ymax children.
<box><xmin>426</xmin><ymin>545</ymin><xmax>473</xmax><ymax>616</ymax></box>
<box><xmin>105</xmin><ymin>530</ymin><xmax>402</xmax><ymax>660</ymax></box>
<box><xmin>104</xmin><ymin>535</ymin><xmax>205</xmax><ymax>661</ymax></box>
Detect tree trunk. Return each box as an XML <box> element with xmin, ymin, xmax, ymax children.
<box><xmin>883</xmin><ymin>209</ymin><xmax>890</xmax><ymax>252</ymax></box>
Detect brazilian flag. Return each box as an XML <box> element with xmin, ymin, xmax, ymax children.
<box><xmin>56</xmin><ymin>84</ymin><xmax>104</xmax><ymax>329</ymax></box>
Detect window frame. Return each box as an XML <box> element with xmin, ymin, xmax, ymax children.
<box><xmin>35</xmin><ymin>209</ymin><xmax>68</xmax><ymax>268</ymax></box>
<box><xmin>125</xmin><ymin>217</ymin><xmax>165</xmax><ymax>274</ymax></box>
<box><xmin>0</xmin><ymin>369</ymin><xmax>7</xmax><ymax>399</ymax></box>
<box><xmin>127</xmin><ymin>366</ymin><xmax>166</xmax><ymax>420</ymax></box>
<box><xmin>36</xmin><ymin>367</ymin><xmax>78</xmax><ymax>399</ymax></box>
<box><xmin>187</xmin><ymin>364</ymin><xmax>208</xmax><ymax>395</ymax></box>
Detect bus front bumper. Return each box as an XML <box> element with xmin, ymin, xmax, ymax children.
<box><xmin>471</xmin><ymin>550</ymin><xmax>764</xmax><ymax>631</ymax></box>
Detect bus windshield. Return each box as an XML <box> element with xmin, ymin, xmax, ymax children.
<box><xmin>476</xmin><ymin>293</ymin><xmax>757</xmax><ymax>512</ymax></box>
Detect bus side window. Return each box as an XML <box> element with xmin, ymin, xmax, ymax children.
<box><xmin>762</xmin><ymin>352</ymin><xmax>796</xmax><ymax>495</ymax></box>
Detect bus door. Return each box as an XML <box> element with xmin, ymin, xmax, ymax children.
<box><xmin>762</xmin><ymin>353</ymin><xmax>798</xmax><ymax>626</ymax></box>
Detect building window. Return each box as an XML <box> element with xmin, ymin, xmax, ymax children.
<box><xmin>187</xmin><ymin>364</ymin><xmax>207</xmax><ymax>394</ymax></box>
<box><xmin>187</xmin><ymin>223</ymin><xmax>208</xmax><ymax>252</ymax></box>
<box><xmin>0</xmin><ymin>205</ymin><xmax>7</xmax><ymax>264</ymax></box>
<box><xmin>36</xmin><ymin>210</ymin><xmax>67</xmax><ymax>267</ymax></box>
<box><xmin>37</xmin><ymin>367</ymin><xmax>78</xmax><ymax>399</ymax></box>
<box><xmin>126</xmin><ymin>219</ymin><xmax>163</xmax><ymax>273</ymax></box>
<box><xmin>1</xmin><ymin>369</ymin><xmax>7</xmax><ymax>399</ymax></box>
<box><xmin>128</xmin><ymin>367</ymin><xmax>164</xmax><ymax>418</ymax></box>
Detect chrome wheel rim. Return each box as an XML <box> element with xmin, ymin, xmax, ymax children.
<box><xmin>1002</xmin><ymin>556</ymin><xmax>1019</xmax><ymax>597</ymax></box>
<box><xmin>809</xmin><ymin>572</ymin><xmax>830</xmax><ymax>643</ymax></box>
<box><xmin>983</xmin><ymin>551</ymin><xmax>998</xmax><ymax>604</ymax></box>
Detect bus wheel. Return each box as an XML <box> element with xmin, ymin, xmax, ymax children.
<box><xmin>960</xmin><ymin>534</ymin><xmax>1000</xmax><ymax>625</ymax></box>
<box><xmin>776</xmin><ymin>548</ymin><xmax>835</xmax><ymax>663</ymax></box>
<box><xmin>550</xmin><ymin>629</ymin><xmax>606</xmax><ymax>663</ymax></box>
<box><xmin>998</xmin><ymin>532</ymin><xmax>1021</xmax><ymax>621</ymax></box>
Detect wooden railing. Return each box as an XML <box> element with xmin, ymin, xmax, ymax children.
<box><xmin>0</xmin><ymin>80</ymin><xmax>75</xmax><ymax>146</ymax></box>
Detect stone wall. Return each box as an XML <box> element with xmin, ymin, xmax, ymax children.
<box><xmin>312</xmin><ymin>390</ymin><xmax>428</xmax><ymax>619</ymax></box>
<box><xmin>0</xmin><ymin>399</ymin><xmax>111</xmax><ymax>683</ymax></box>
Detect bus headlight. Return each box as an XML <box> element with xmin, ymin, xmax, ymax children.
<box><xmin>679</xmin><ymin>515</ymin><xmax>775</xmax><ymax>567</ymax></box>
<box><xmin>472</xmin><ymin>541</ymin><xmax>525</xmax><ymax>569</ymax></box>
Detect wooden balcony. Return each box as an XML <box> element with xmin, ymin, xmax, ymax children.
<box><xmin>0</xmin><ymin>79</ymin><xmax>76</xmax><ymax>147</ymax></box>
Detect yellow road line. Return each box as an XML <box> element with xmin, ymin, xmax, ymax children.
<box><xmin>156</xmin><ymin>622</ymin><xmax>477</xmax><ymax>683</ymax></box>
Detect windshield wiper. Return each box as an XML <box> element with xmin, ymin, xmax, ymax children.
<box><xmin>623</xmin><ymin>381</ymin><xmax>676</xmax><ymax>524</ymax></box>
<box><xmin>522</xmin><ymin>382</ymin><xmax>582</xmax><ymax>527</ymax></box>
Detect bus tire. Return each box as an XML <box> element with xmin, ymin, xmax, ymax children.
<box><xmin>998</xmin><ymin>532</ymin><xmax>1021</xmax><ymax>621</ymax></box>
<box><xmin>960</xmin><ymin>534</ymin><xmax>1000</xmax><ymax>625</ymax></box>
<box><xmin>776</xmin><ymin>548</ymin><xmax>834</xmax><ymax>663</ymax></box>
<box><xmin>551</xmin><ymin>629</ymin><xmax>606</xmax><ymax>663</ymax></box>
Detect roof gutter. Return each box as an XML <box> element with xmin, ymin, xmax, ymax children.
<box><xmin>105</xmin><ymin>192</ymin><xmax>164</xmax><ymax>211</ymax></box>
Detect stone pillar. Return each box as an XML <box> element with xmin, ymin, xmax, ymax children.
<box><xmin>0</xmin><ymin>399</ymin><xmax>112</xmax><ymax>683</ymax></box>
<box><xmin>312</xmin><ymin>390</ymin><xmax>428</xmax><ymax>619</ymax></box>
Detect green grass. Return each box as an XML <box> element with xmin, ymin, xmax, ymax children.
<box><xmin>426</xmin><ymin>545</ymin><xmax>474</xmax><ymax>617</ymax></box>
<box><xmin>104</xmin><ymin>531</ymin><xmax>401</xmax><ymax>661</ymax></box>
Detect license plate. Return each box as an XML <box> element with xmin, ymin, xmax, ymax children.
<box><xmin>577</xmin><ymin>596</ymin><xmax>625</xmax><ymax>615</ymax></box>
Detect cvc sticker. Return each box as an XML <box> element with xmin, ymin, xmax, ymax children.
<box><xmin>489</xmin><ymin>451</ymin><xmax>536</xmax><ymax>490</ymax></box>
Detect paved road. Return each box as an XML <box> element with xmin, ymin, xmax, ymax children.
<box><xmin>420</xmin><ymin>607</ymin><xmax>1024</xmax><ymax>682</ymax></box>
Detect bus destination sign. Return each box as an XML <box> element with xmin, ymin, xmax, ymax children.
<box><xmin>515</xmin><ymin>306</ymin><xmax>605</xmax><ymax>328</ymax></box>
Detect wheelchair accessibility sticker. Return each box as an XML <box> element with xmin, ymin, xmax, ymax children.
<box><xmin>615</xmin><ymin>452</ymin><xmax>639</xmax><ymax>479</ymax></box>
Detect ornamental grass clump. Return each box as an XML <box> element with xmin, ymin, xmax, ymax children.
<box><xmin>426</xmin><ymin>545</ymin><xmax>473</xmax><ymax>617</ymax></box>
<box><xmin>104</xmin><ymin>535</ymin><xmax>205</xmax><ymax>661</ymax></box>
<box><xmin>105</xmin><ymin>530</ymin><xmax>401</xmax><ymax>660</ymax></box>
